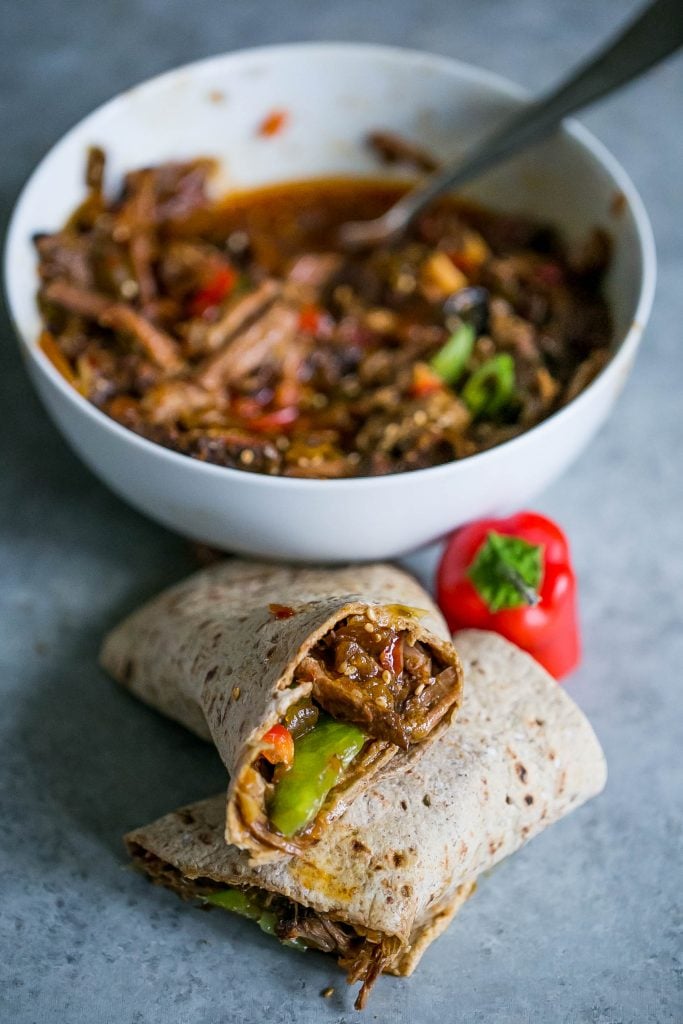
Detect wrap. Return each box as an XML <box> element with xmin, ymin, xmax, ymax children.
<box><xmin>101</xmin><ymin>560</ymin><xmax>463</xmax><ymax>863</ymax></box>
<box><xmin>125</xmin><ymin>630</ymin><xmax>607</xmax><ymax>1009</ymax></box>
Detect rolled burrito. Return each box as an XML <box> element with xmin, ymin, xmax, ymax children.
<box><xmin>102</xmin><ymin>560</ymin><xmax>463</xmax><ymax>863</ymax></box>
<box><xmin>125</xmin><ymin>631</ymin><xmax>607</xmax><ymax>1009</ymax></box>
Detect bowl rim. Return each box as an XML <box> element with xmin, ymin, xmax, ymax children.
<box><xmin>4</xmin><ymin>41</ymin><xmax>657</xmax><ymax>493</ymax></box>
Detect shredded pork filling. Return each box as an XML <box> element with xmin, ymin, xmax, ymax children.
<box><xmin>294</xmin><ymin>612</ymin><xmax>458</xmax><ymax>749</ymax></box>
<box><xmin>128</xmin><ymin>845</ymin><xmax>398</xmax><ymax>1010</ymax></box>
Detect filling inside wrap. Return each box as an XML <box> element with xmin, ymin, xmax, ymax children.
<box><xmin>128</xmin><ymin>844</ymin><xmax>402</xmax><ymax>1010</ymax></box>
<box><xmin>237</xmin><ymin>606</ymin><xmax>460</xmax><ymax>852</ymax></box>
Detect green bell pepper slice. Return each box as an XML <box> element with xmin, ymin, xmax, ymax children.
<box><xmin>462</xmin><ymin>353</ymin><xmax>516</xmax><ymax>417</ymax></box>
<box><xmin>267</xmin><ymin>714</ymin><xmax>366</xmax><ymax>837</ymax></box>
<box><xmin>205</xmin><ymin>888</ymin><xmax>262</xmax><ymax>920</ymax></box>
<box><xmin>204</xmin><ymin>888</ymin><xmax>303</xmax><ymax>948</ymax></box>
<box><xmin>430</xmin><ymin>322</ymin><xmax>475</xmax><ymax>385</ymax></box>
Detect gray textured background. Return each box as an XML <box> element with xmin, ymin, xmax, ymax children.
<box><xmin>2</xmin><ymin>1</ymin><xmax>682</xmax><ymax>1022</ymax></box>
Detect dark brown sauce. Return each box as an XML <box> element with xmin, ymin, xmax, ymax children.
<box><xmin>177</xmin><ymin>177</ymin><xmax>501</xmax><ymax>269</ymax></box>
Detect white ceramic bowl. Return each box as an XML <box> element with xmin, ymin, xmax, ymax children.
<box><xmin>5</xmin><ymin>44</ymin><xmax>655</xmax><ymax>562</ymax></box>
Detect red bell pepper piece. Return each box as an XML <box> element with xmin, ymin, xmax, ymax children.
<box><xmin>409</xmin><ymin>362</ymin><xmax>444</xmax><ymax>399</ymax></box>
<box><xmin>261</xmin><ymin>724</ymin><xmax>295</xmax><ymax>766</ymax></box>
<box><xmin>189</xmin><ymin>266</ymin><xmax>237</xmax><ymax>317</ymax></box>
<box><xmin>436</xmin><ymin>511</ymin><xmax>580</xmax><ymax>680</ymax></box>
<box><xmin>298</xmin><ymin>304</ymin><xmax>323</xmax><ymax>334</ymax></box>
<box><xmin>258</xmin><ymin>109</ymin><xmax>289</xmax><ymax>137</ymax></box>
<box><xmin>248</xmin><ymin>406</ymin><xmax>299</xmax><ymax>432</ymax></box>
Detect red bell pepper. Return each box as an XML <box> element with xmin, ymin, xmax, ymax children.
<box><xmin>261</xmin><ymin>724</ymin><xmax>295</xmax><ymax>766</ymax></box>
<box><xmin>409</xmin><ymin>362</ymin><xmax>444</xmax><ymax>399</ymax></box>
<box><xmin>189</xmin><ymin>266</ymin><xmax>237</xmax><ymax>317</ymax></box>
<box><xmin>298</xmin><ymin>304</ymin><xmax>323</xmax><ymax>334</ymax></box>
<box><xmin>248</xmin><ymin>406</ymin><xmax>299</xmax><ymax>432</ymax></box>
<box><xmin>436</xmin><ymin>511</ymin><xmax>580</xmax><ymax>679</ymax></box>
<box><xmin>258</xmin><ymin>109</ymin><xmax>289</xmax><ymax>137</ymax></box>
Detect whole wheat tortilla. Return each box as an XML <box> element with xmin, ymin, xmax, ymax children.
<box><xmin>101</xmin><ymin>559</ymin><xmax>463</xmax><ymax>863</ymax></box>
<box><xmin>125</xmin><ymin>630</ymin><xmax>606</xmax><ymax>993</ymax></box>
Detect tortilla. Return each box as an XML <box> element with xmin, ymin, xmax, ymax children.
<box><xmin>125</xmin><ymin>630</ymin><xmax>607</xmax><ymax>1008</ymax></box>
<box><xmin>101</xmin><ymin>559</ymin><xmax>463</xmax><ymax>863</ymax></box>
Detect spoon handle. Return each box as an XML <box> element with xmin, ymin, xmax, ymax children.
<box><xmin>359</xmin><ymin>0</ymin><xmax>683</xmax><ymax>242</ymax></box>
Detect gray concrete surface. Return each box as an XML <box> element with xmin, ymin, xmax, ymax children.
<box><xmin>1</xmin><ymin>1</ymin><xmax>681</xmax><ymax>1021</ymax></box>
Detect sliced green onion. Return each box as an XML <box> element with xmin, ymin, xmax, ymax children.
<box><xmin>461</xmin><ymin>354</ymin><xmax>516</xmax><ymax>417</ymax></box>
<box><xmin>429</xmin><ymin>322</ymin><xmax>475</xmax><ymax>385</ymax></box>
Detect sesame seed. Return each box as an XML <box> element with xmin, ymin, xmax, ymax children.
<box><xmin>239</xmin><ymin>449</ymin><xmax>255</xmax><ymax>465</ymax></box>
<box><xmin>227</xmin><ymin>230</ymin><xmax>250</xmax><ymax>255</ymax></box>
<box><xmin>340</xmin><ymin>377</ymin><xmax>361</xmax><ymax>397</ymax></box>
<box><xmin>395</xmin><ymin>272</ymin><xmax>416</xmax><ymax>294</ymax></box>
<box><xmin>365</xmin><ymin>308</ymin><xmax>396</xmax><ymax>333</ymax></box>
<box><xmin>414</xmin><ymin>683</ymin><xmax>426</xmax><ymax>697</ymax></box>
<box><xmin>321</xmin><ymin>987</ymin><xmax>334</xmax><ymax>999</ymax></box>
<box><xmin>413</xmin><ymin>410</ymin><xmax>428</xmax><ymax>426</ymax></box>
<box><xmin>366</xmin><ymin>607</ymin><xmax>378</xmax><ymax>623</ymax></box>
<box><xmin>381</xmin><ymin>670</ymin><xmax>392</xmax><ymax>684</ymax></box>
<box><xmin>364</xmin><ymin>622</ymin><xmax>375</xmax><ymax>633</ymax></box>
<box><xmin>120</xmin><ymin>279</ymin><xmax>139</xmax><ymax>299</ymax></box>
<box><xmin>231</xmin><ymin>686</ymin><xmax>241</xmax><ymax>700</ymax></box>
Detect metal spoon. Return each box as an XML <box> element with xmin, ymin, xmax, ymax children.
<box><xmin>340</xmin><ymin>0</ymin><xmax>683</xmax><ymax>249</ymax></box>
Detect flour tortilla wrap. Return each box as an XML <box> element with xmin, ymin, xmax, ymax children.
<box><xmin>101</xmin><ymin>560</ymin><xmax>463</xmax><ymax>863</ymax></box>
<box><xmin>125</xmin><ymin>630</ymin><xmax>607</xmax><ymax>1008</ymax></box>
